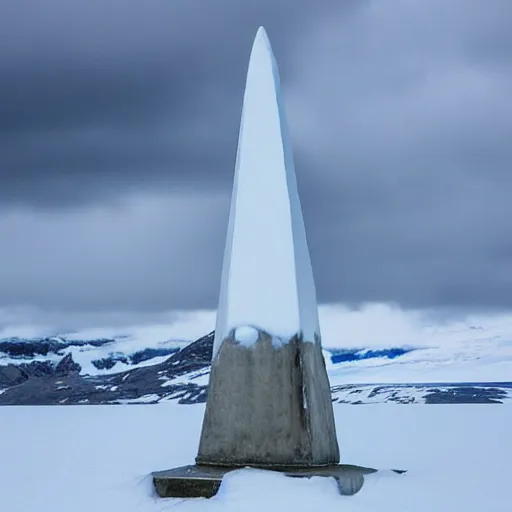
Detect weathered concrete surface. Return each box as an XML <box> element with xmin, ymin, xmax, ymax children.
<box><xmin>153</xmin><ymin>463</ymin><xmax>379</xmax><ymax>498</ymax></box>
<box><xmin>196</xmin><ymin>330</ymin><xmax>339</xmax><ymax>467</ymax></box>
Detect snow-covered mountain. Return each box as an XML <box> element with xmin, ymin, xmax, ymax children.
<box><xmin>1</xmin><ymin>324</ymin><xmax>511</xmax><ymax>405</ymax></box>
<box><xmin>0</xmin><ymin>333</ymin><xmax>190</xmax><ymax>376</ymax></box>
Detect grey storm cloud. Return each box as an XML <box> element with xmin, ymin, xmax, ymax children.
<box><xmin>1</xmin><ymin>0</ymin><xmax>512</xmax><ymax>314</ymax></box>
<box><xmin>0</xmin><ymin>0</ymin><xmax>329</xmax><ymax>205</ymax></box>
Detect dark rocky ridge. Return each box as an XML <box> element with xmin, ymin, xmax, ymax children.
<box><xmin>0</xmin><ymin>331</ymin><xmax>511</xmax><ymax>405</ymax></box>
<box><xmin>0</xmin><ymin>332</ymin><xmax>214</xmax><ymax>405</ymax></box>
<box><xmin>0</xmin><ymin>335</ymin><xmax>180</xmax><ymax>372</ymax></box>
<box><xmin>0</xmin><ymin>337</ymin><xmax>113</xmax><ymax>358</ymax></box>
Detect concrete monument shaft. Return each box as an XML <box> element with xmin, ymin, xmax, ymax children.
<box><xmin>196</xmin><ymin>27</ymin><xmax>340</xmax><ymax>468</ymax></box>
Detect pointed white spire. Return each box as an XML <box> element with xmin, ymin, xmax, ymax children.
<box><xmin>213</xmin><ymin>26</ymin><xmax>320</xmax><ymax>358</ymax></box>
<box><xmin>197</xmin><ymin>27</ymin><xmax>339</xmax><ymax>469</ymax></box>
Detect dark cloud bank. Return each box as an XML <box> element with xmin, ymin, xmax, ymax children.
<box><xmin>1</xmin><ymin>0</ymin><xmax>512</xmax><ymax>315</ymax></box>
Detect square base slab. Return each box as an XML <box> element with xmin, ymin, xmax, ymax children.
<box><xmin>152</xmin><ymin>463</ymin><xmax>385</xmax><ymax>498</ymax></box>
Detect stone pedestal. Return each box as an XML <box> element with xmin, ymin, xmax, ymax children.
<box><xmin>153</xmin><ymin>463</ymin><xmax>377</xmax><ymax>498</ymax></box>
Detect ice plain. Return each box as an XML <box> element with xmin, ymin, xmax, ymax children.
<box><xmin>1</xmin><ymin>403</ymin><xmax>510</xmax><ymax>512</ymax></box>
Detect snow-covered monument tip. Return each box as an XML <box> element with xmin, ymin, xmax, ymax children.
<box><xmin>152</xmin><ymin>26</ymin><xmax>402</xmax><ymax>498</ymax></box>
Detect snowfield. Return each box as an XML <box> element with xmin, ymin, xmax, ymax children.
<box><xmin>1</xmin><ymin>403</ymin><xmax>510</xmax><ymax>512</ymax></box>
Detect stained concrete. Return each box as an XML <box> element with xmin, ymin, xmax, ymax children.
<box><xmin>153</xmin><ymin>463</ymin><xmax>377</xmax><ymax>498</ymax></box>
<box><xmin>196</xmin><ymin>330</ymin><xmax>340</xmax><ymax>467</ymax></box>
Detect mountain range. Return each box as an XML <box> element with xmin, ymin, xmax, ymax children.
<box><xmin>1</xmin><ymin>330</ymin><xmax>511</xmax><ymax>405</ymax></box>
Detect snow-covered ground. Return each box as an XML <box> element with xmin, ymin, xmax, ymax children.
<box><xmin>1</xmin><ymin>403</ymin><xmax>510</xmax><ymax>511</ymax></box>
<box><xmin>326</xmin><ymin>334</ymin><xmax>512</xmax><ymax>385</ymax></box>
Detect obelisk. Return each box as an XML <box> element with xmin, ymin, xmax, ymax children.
<box><xmin>196</xmin><ymin>26</ymin><xmax>339</xmax><ymax>468</ymax></box>
<box><xmin>152</xmin><ymin>27</ymin><xmax>401</xmax><ymax>499</ymax></box>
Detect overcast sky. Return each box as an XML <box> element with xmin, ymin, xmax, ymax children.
<box><xmin>1</xmin><ymin>0</ymin><xmax>512</xmax><ymax>321</ymax></box>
